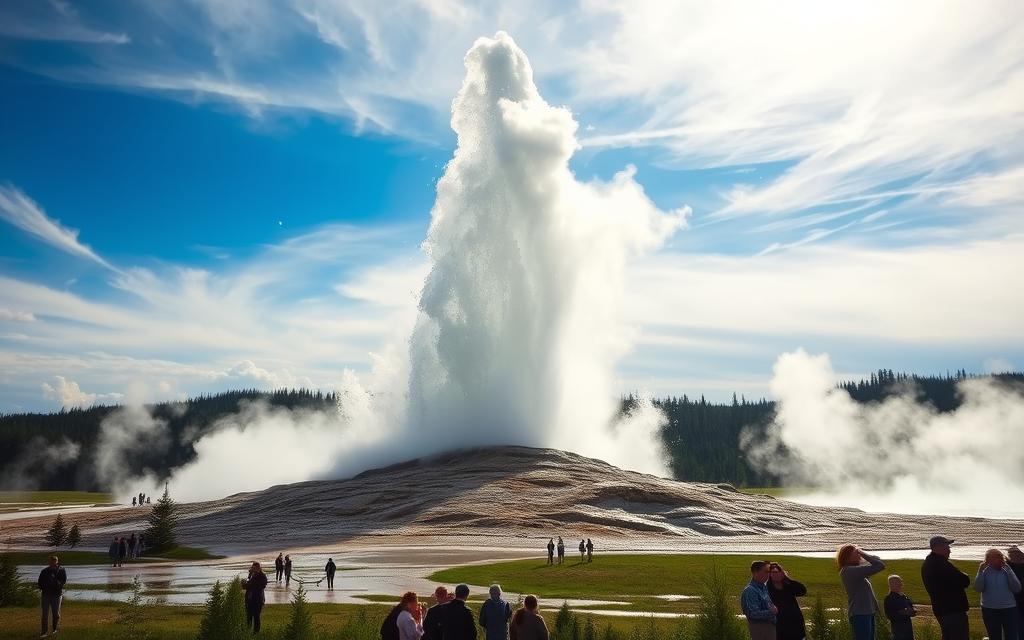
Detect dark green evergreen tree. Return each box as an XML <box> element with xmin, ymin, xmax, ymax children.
<box><xmin>145</xmin><ymin>485</ymin><xmax>178</xmax><ymax>552</ymax></box>
<box><xmin>65</xmin><ymin>523</ymin><xmax>81</xmax><ymax>548</ymax></box>
<box><xmin>0</xmin><ymin>553</ymin><xmax>35</xmax><ymax>607</ymax></box>
<box><xmin>693</xmin><ymin>565</ymin><xmax>744</xmax><ymax>640</ymax></box>
<box><xmin>45</xmin><ymin>513</ymin><xmax>67</xmax><ymax>548</ymax></box>
<box><xmin>115</xmin><ymin>575</ymin><xmax>151</xmax><ymax>640</ymax></box>
<box><xmin>281</xmin><ymin>584</ymin><xmax>315</xmax><ymax>640</ymax></box>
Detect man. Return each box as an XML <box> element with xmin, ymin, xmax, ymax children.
<box><xmin>37</xmin><ymin>555</ymin><xmax>67</xmax><ymax>637</ymax></box>
<box><xmin>423</xmin><ymin>586</ymin><xmax>452</xmax><ymax>640</ymax></box>
<box><xmin>436</xmin><ymin>583</ymin><xmax>477</xmax><ymax>640</ymax></box>
<box><xmin>478</xmin><ymin>584</ymin><xmax>512</xmax><ymax>640</ymax></box>
<box><xmin>275</xmin><ymin>553</ymin><xmax>284</xmax><ymax>583</ymax></box>
<box><xmin>546</xmin><ymin>539</ymin><xmax>554</xmax><ymax>566</ymax></box>
<box><xmin>921</xmin><ymin>535</ymin><xmax>970</xmax><ymax>640</ymax></box>
<box><xmin>586</xmin><ymin>539</ymin><xmax>594</xmax><ymax>563</ymax></box>
<box><xmin>740</xmin><ymin>560</ymin><xmax>777</xmax><ymax>640</ymax></box>
<box><xmin>324</xmin><ymin>557</ymin><xmax>337</xmax><ymax>590</ymax></box>
<box><xmin>556</xmin><ymin>537</ymin><xmax>565</xmax><ymax>565</ymax></box>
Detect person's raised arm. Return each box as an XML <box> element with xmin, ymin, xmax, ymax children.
<box><xmin>787</xmin><ymin>579</ymin><xmax>807</xmax><ymax>597</ymax></box>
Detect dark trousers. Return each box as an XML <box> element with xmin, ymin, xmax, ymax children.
<box><xmin>275</xmin><ymin>567</ymin><xmax>282</xmax><ymax>582</ymax></box>
<box><xmin>326</xmin><ymin>573</ymin><xmax>334</xmax><ymax>589</ymax></box>
<box><xmin>937</xmin><ymin>612</ymin><xmax>969</xmax><ymax>640</ymax></box>
<box><xmin>246</xmin><ymin>600</ymin><xmax>264</xmax><ymax>633</ymax></box>
<box><xmin>982</xmin><ymin>606</ymin><xmax>1020</xmax><ymax>640</ymax></box>
<box><xmin>41</xmin><ymin>593</ymin><xmax>61</xmax><ymax>634</ymax></box>
<box><xmin>849</xmin><ymin>613</ymin><xmax>876</xmax><ymax>640</ymax></box>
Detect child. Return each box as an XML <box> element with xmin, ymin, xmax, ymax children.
<box><xmin>884</xmin><ymin>574</ymin><xmax>917</xmax><ymax>640</ymax></box>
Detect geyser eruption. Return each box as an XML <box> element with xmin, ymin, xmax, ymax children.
<box><xmin>102</xmin><ymin>32</ymin><xmax>685</xmax><ymax>501</ymax></box>
<box><xmin>406</xmin><ymin>32</ymin><xmax>686</xmax><ymax>470</ymax></box>
<box><xmin>747</xmin><ymin>349</ymin><xmax>1024</xmax><ymax>517</ymax></box>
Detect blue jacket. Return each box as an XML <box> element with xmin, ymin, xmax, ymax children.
<box><xmin>478</xmin><ymin>597</ymin><xmax>512</xmax><ymax>640</ymax></box>
<box><xmin>741</xmin><ymin>579</ymin><xmax>777</xmax><ymax>623</ymax></box>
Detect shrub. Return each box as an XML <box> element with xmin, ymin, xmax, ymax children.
<box><xmin>692</xmin><ymin>564</ymin><xmax>744</xmax><ymax>640</ymax></box>
<box><xmin>0</xmin><ymin>554</ymin><xmax>36</xmax><ymax>607</ymax></box>
<box><xmin>115</xmin><ymin>575</ymin><xmax>151</xmax><ymax>640</ymax></box>
<box><xmin>281</xmin><ymin>584</ymin><xmax>317</xmax><ymax>640</ymax></box>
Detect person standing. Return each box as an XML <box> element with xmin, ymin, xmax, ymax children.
<box><xmin>585</xmin><ymin>539</ymin><xmax>593</xmax><ymax>563</ymax></box>
<box><xmin>975</xmin><ymin>548</ymin><xmax>1022</xmax><ymax>640</ymax></box>
<box><xmin>37</xmin><ymin>555</ymin><xmax>67</xmax><ymax>637</ymax></box>
<box><xmin>244</xmin><ymin>561</ymin><xmax>269</xmax><ymax>634</ymax></box>
<box><xmin>556</xmin><ymin>538</ymin><xmax>565</xmax><ymax>565</ymax></box>
<box><xmin>324</xmin><ymin>557</ymin><xmax>337</xmax><ymax>590</ymax></box>
<box><xmin>1008</xmin><ymin>546</ymin><xmax>1024</xmax><ymax>640</ymax></box>
<box><xmin>423</xmin><ymin>586</ymin><xmax>452</xmax><ymax>640</ymax></box>
<box><xmin>837</xmin><ymin>544</ymin><xmax>886</xmax><ymax>640</ymax></box>
<box><xmin>509</xmin><ymin>595</ymin><xmax>549</xmax><ymax>640</ymax></box>
<box><xmin>128</xmin><ymin>533</ymin><xmax>137</xmax><ymax>560</ymax></box>
<box><xmin>479</xmin><ymin>584</ymin><xmax>512</xmax><ymax>640</ymax></box>
<box><xmin>108</xmin><ymin>537</ymin><xmax>119</xmax><ymax>567</ymax></box>
<box><xmin>578</xmin><ymin>540</ymin><xmax>585</xmax><ymax>562</ymax></box>
<box><xmin>546</xmin><ymin>539</ymin><xmax>554</xmax><ymax>566</ymax></box>
<box><xmin>767</xmin><ymin>562</ymin><xmax>807</xmax><ymax>640</ymax></box>
<box><xmin>884</xmin><ymin>575</ymin><xmax>917</xmax><ymax>640</ymax></box>
<box><xmin>437</xmin><ymin>583</ymin><xmax>477</xmax><ymax>639</ymax></box>
<box><xmin>132</xmin><ymin>496</ymin><xmax>137</xmax><ymax>507</ymax></box>
<box><xmin>284</xmin><ymin>554</ymin><xmax>293</xmax><ymax>587</ymax></box>
<box><xmin>397</xmin><ymin>591</ymin><xmax>427</xmax><ymax>640</ymax></box>
<box><xmin>922</xmin><ymin>535</ymin><xmax>971</xmax><ymax>640</ymax></box>
<box><xmin>740</xmin><ymin>560</ymin><xmax>777</xmax><ymax>640</ymax></box>
<box><xmin>117</xmin><ymin>536</ymin><xmax>128</xmax><ymax>567</ymax></box>
<box><xmin>275</xmin><ymin>553</ymin><xmax>284</xmax><ymax>583</ymax></box>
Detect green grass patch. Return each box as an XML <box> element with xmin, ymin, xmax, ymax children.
<box><xmin>0</xmin><ymin>490</ymin><xmax>114</xmax><ymax>504</ymax></box>
<box><xmin>2</xmin><ymin>550</ymin><xmax>127</xmax><ymax>566</ymax></box>
<box><xmin>66</xmin><ymin>582</ymin><xmax>135</xmax><ymax>592</ymax></box>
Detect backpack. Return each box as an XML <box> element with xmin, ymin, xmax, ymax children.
<box><xmin>380</xmin><ymin>604</ymin><xmax>403</xmax><ymax>640</ymax></box>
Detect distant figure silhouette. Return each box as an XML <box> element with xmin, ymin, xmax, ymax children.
<box><xmin>145</xmin><ymin>496</ymin><xmax>150</xmax><ymax>504</ymax></box>
<box><xmin>132</xmin><ymin>496</ymin><xmax>137</xmax><ymax>507</ymax></box>
<box><xmin>117</xmin><ymin>537</ymin><xmax>128</xmax><ymax>567</ymax></box>
<box><xmin>578</xmin><ymin>540</ymin><xmax>585</xmax><ymax>562</ymax></box>
<box><xmin>546</xmin><ymin>539</ymin><xmax>554</xmax><ymax>565</ymax></box>
<box><xmin>275</xmin><ymin>553</ymin><xmax>284</xmax><ymax>583</ymax></box>
<box><xmin>244</xmin><ymin>561</ymin><xmax>269</xmax><ymax>633</ymax></box>
<box><xmin>556</xmin><ymin>537</ymin><xmax>565</xmax><ymax>564</ymax></box>
<box><xmin>586</xmin><ymin>539</ymin><xmax>593</xmax><ymax>563</ymax></box>
<box><xmin>284</xmin><ymin>554</ymin><xmax>293</xmax><ymax>587</ymax></box>
<box><xmin>128</xmin><ymin>533</ymin><xmax>137</xmax><ymax>560</ymax></box>
<box><xmin>325</xmin><ymin>557</ymin><xmax>337</xmax><ymax>590</ymax></box>
<box><xmin>108</xmin><ymin>538</ymin><xmax>118</xmax><ymax>567</ymax></box>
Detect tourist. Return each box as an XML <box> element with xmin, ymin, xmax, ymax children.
<box><xmin>137</xmin><ymin>534</ymin><xmax>145</xmax><ymax>558</ymax></box>
<box><xmin>884</xmin><ymin>575</ymin><xmax>917</xmax><ymax>640</ymax></box>
<box><xmin>837</xmin><ymin>543</ymin><xmax>886</xmax><ymax>640</ymax></box>
<box><xmin>396</xmin><ymin>591</ymin><xmax>427</xmax><ymax>640</ymax></box>
<box><xmin>1008</xmin><ymin>546</ymin><xmax>1024</xmax><ymax>640</ymax></box>
<box><xmin>244</xmin><ymin>561</ymin><xmax>268</xmax><ymax>634</ymax></box>
<box><xmin>740</xmin><ymin>560</ymin><xmax>777</xmax><ymax>640</ymax></box>
<box><xmin>423</xmin><ymin>586</ymin><xmax>451</xmax><ymax>640</ymax></box>
<box><xmin>284</xmin><ymin>554</ymin><xmax>292</xmax><ymax>587</ymax></box>
<box><xmin>133</xmin><ymin>534</ymin><xmax>142</xmax><ymax>559</ymax></box>
<box><xmin>479</xmin><ymin>584</ymin><xmax>512</xmax><ymax>640</ymax></box>
<box><xmin>275</xmin><ymin>553</ymin><xmax>284</xmax><ymax>583</ymax></box>
<box><xmin>922</xmin><ymin>535</ymin><xmax>971</xmax><ymax>640</ymax></box>
<box><xmin>325</xmin><ymin>557</ymin><xmax>337</xmax><ymax>590</ymax></box>
<box><xmin>128</xmin><ymin>533</ymin><xmax>137</xmax><ymax>560</ymax></box>
<box><xmin>117</xmin><ymin>536</ymin><xmax>128</xmax><ymax>567</ymax></box>
<box><xmin>436</xmin><ymin>583</ymin><xmax>477</xmax><ymax>639</ymax></box>
<box><xmin>578</xmin><ymin>539</ymin><xmax>585</xmax><ymax>562</ymax></box>
<box><xmin>37</xmin><ymin>555</ymin><xmax>66</xmax><ymax>637</ymax></box>
<box><xmin>108</xmin><ymin>537</ymin><xmax>119</xmax><ymax>567</ymax></box>
<box><xmin>132</xmin><ymin>496</ymin><xmax>137</xmax><ymax>507</ymax></box>
<box><xmin>975</xmin><ymin>548</ymin><xmax>1022</xmax><ymax>640</ymax></box>
<box><xmin>510</xmin><ymin>595</ymin><xmax>548</xmax><ymax>640</ymax></box>
<box><xmin>767</xmin><ymin>561</ymin><xmax>807</xmax><ymax>640</ymax></box>
<box><xmin>556</xmin><ymin>537</ymin><xmax>565</xmax><ymax>564</ymax></box>
<box><xmin>546</xmin><ymin>539</ymin><xmax>554</xmax><ymax>566</ymax></box>
<box><xmin>146</xmin><ymin>496</ymin><xmax>150</xmax><ymax>505</ymax></box>
<box><xmin>586</xmin><ymin>539</ymin><xmax>593</xmax><ymax>563</ymax></box>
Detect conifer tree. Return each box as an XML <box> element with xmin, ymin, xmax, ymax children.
<box><xmin>45</xmin><ymin>513</ymin><xmax>67</xmax><ymax>548</ymax></box>
<box><xmin>220</xmin><ymin>577</ymin><xmax>248</xmax><ymax>640</ymax></box>
<box><xmin>693</xmin><ymin>565</ymin><xmax>744</xmax><ymax>640</ymax></box>
<box><xmin>115</xmin><ymin>575</ymin><xmax>151</xmax><ymax>640</ymax></box>
<box><xmin>197</xmin><ymin>581</ymin><xmax>225</xmax><ymax>640</ymax></box>
<box><xmin>66</xmin><ymin>523</ymin><xmax>81</xmax><ymax>548</ymax></box>
<box><xmin>281</xmin><ymin>584</ymin><xmax>315</xmax><ymax>640</ymax></box>
<box><xmin>145</xmin><ymin>485</ymin><xmax>178</xmax><ymax>552</ymax></box>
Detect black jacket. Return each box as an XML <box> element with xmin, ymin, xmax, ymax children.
<box><xmin>325</xmin><ymin>560</ymin><xmax>336</xmax><ymax>575</ymax></box>
<box><xmin>769</xmin><ymin>579</ymin><xmax>807</xmax><ymax>640</ymax></box>
<box><xmin>1010</xmin><ymin>562</ymin><xmax>1024</xmax><ymax>609</ymax></box>
<box><xmin>244</xmin><ymin>571</ymin><xmax>268</xmax><ymax>605</ymax></box>
<box><xmin>37</xmin><ymin>566</ymin><xmax>67</xmax><ymax>596</ymax></box>
<box><xmin>922</xmin><ymin>553</ymin><xmax>970</xmax><ymax>616</ymax></box>
<box><xmin>435</xmin><ymin>599</ymin><xmax>478</xmax><ymax>640</ymax></box>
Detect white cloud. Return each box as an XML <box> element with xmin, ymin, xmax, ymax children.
<box><xmin>0</xmin><ymin>308</ymin><xmax>35</xmax><ymax>322</ymax></box>
<box><xmin>40</xmin><ymin>375</ymin><xmax>123</xmax><ymax>408</ymax></box>
<box><xmin>0</xmin><ymin>185</ymin><xmax>115</xmax><ymax>269</ymax></box>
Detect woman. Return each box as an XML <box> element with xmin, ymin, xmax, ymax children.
<box><xmin>284</xmin><ymin>554</ymin><xmax>292</xmax><ymax>586</ymax></box>
<box><xmin>769</xmin><ymin>562</ymin><xmax>807</xmax><ymax>640</ymax></box>
<box><xmin>396</xmin><ymin>591</ymin><xmax>425</xmax><ymax>640</ymax></box>
<box><xmin>975</xmin><ymin>548</ymin><xmax>1022</xmax><ymax>640</ymax></box>
<box><xmin>510</xmin><ymin>595</ymin><xmax>549</xmax><ymax>640</ymax></box>
<box><xmin>1008</xmin><ymin>546</ymin><xmax>1024</xmax><ymax>640</ymax></box>
<box><xmin>837</xmin><ymin>543</ymin><xmax>886</xmax><ymax>640</ymax></box>
<box><xmin>243</xmin><ymin>561</ymin><xmax>269</xmax><ymax>634</ymax></box>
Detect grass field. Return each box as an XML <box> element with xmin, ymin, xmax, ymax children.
<box><xmin>3</xmin><ymin>546</ymin><xmax>222</xmax><ymax>567</ymax></box>
<box><xmin>0</xmin><ymin>490</ymin><xmax>114</xmax><ymax>505</ymax></box>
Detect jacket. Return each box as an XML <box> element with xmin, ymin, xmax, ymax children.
<box><xmin>244</xmin><ymin>571</ymin><xmax>268</xmax><ymax>605</ymax></box>
<box><xmin>435</xmin><ymin>599</ymin><xmax>478</xmax><ymax>640</ymax></box>
<box><xmin>769</xmin><ymin>579</ymin><xmax>807</xmax><ymax>640</ymax></box>
<box><xmin>479</xmin><ymin>597</ymin><xmax>512</xmax><ymax>640</ymax></box>
<box><xmin>922</xmin><ymin>553</ymin><xmax>970</xmax><ymax>616</ymax></box>
<box><xmin>509</xmin><ymin>611</ymin><xmax>548</xmax><ymax>640</ymax></box>
<box><xmin>37</xmin><ymin>566</ymin><xmax>67</xmax><ymax>596</ymax></box>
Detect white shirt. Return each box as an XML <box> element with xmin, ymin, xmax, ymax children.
<box><xmin>397</xmin><ymin>609</ymin><xmax>424</xmax><ymax>640</ymax></box>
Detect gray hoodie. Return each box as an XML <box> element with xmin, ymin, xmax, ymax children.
<box><xmin>839</xmin><ymin>552</ymin><xmax>887</xmax><ymax>616</ymax></box>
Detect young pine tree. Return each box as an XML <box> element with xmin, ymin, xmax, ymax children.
<box><xmin>65</xmin><ymin>523</ymin><xmax>82</xmax><ymax>548</ymax></box>
<box><xmin>808</xmin><ymin>595</ymin><xmax>835</xmax><ymax>640</ymax></box>
<box><xmin>554</xmin><ymin>601</ymin><xmax>575</xmax><ymax>639</ymax></box>
<box><xmin>197</xmin><ymin>580</ymin><xmax>226</xmax><ymax>640</ymax></box>
<box><xmin>0</xmin><ymin>553</ymin><xmax>35</xmax><ymax>607</ymax></box>
<box><xmin>145</xmin><ymin>485</ymin><xmax>178</xmax><ymax>553</ymax></box>
<box><xmin>220</xmin><ymin>577</ymin><xmax>248</xmax><ymax>640</ymax></box>
<box><xmin>45</xmin><ymin>513</ymin><xmax>67</xmax><ymax>548</ymax></box>
<box><xmin>583</xmin><ymin>616</ymin><xmax>597</xmax><ymax>640</ymax></box>
<box><xmin>115</xmin><ymin>575</ymin><xmax>151</xmax><ymax>640</ymax></box>
<box><xmin>281</xmin><ymin>584</ymin><xmax>316</xmax><ymax>640</ymax></box>
<box><xmin>693</xmin><ymin>565</ymin><xmax>744</xmax><ymax>640</ymax></box>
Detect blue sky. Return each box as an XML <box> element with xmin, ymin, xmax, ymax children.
<box><xmin>1</xmin><ymin>0</ymin><xmax>1022</xmax><ymax>412</ymax></box>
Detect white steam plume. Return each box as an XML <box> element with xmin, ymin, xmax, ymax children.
<box><xmin>746</xmin><ymin>349</ymin><xmax>1024</xmax><ymax>517</ymax></box>
<box><xmin>112</xmin><ymin>32</ymin><xmax>683</xmax><ymax>501</ymax></box>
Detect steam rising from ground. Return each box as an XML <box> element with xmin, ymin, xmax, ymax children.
<box><xmin>99</xmin><ymin>32</ymin><xmax>683</xmax><ymax>501</ymax></box>
<box><xmin>746</xmin><ymin>350</ymin><xmax>1024</xmax><ymax>517</ymax></box>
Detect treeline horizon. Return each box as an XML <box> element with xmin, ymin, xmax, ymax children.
<box><xmin>1</xmin><ymin>370</ymin><xmax>1021</xmax><ymax>492</ymax></box>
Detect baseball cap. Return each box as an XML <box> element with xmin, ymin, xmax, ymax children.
<box><xmin>929</xmin><ymin>535</ymin><xmax>955</xmax><ymax>548</ymax></box>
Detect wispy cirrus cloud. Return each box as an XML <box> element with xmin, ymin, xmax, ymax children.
<box><xmin>0</xmin><ymin>185</ymin><xmax>116</xmax><ymax>270</ymax></box>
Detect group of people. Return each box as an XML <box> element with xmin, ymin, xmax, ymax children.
<box><xmin>381</xmin><ymin>583</ymin><xmax>549</xmax><ymax>640</ymax></box>
<box><xmin>545</xmin><ymin>537</ymin><xmax>594</xmax><ymax>565</ymax></box>
<box><xmin>107</xmin><ymin>533</ymin><xmax>145</xmax><ymax>566</ymax></box>
<box><xmin>130</xmin><ymin>491</ymin><xmax>151</xmax><ymax>507</ymax></box>
<box><xmin>741</xmin><ymin>536</ymin><xmax>1024</xmax><ymax>640</ymax></box>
